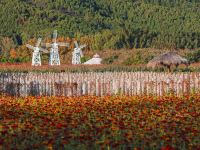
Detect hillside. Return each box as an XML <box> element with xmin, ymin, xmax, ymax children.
<box><xmin>0</xmin><ymin>0</ymin><xmax>200</xmax><ymax>62</ymax></box>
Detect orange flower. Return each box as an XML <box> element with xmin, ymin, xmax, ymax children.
<box><xmin>0</xmin><ymin>138</ymin><xmax>4</xmax><ymax>145</ymax></box>
<box><xmin>56</xmin><ymin>123</ymin><xmax>64</xmax><ymax>129</ymax></box>
<box><xmin>161</xmin><ymin>146</ymin><xmax>175</xmax><ymax>150</ymax></box>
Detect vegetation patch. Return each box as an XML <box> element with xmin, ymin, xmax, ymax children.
<box><xmin>102</xmin><ymin>55</ymin><xmax>119</xmax><ymax>64</ymax></box>
<box><xmin>0</xmin><ymin>1</ymin><xmax>200</xmax><ymax>64</ymax></box>
<box><xmin>123</xmin><ymin>51</ymin><xmax>154</xmax><ymax>65</ymax></box>
<box><xmin>186</xmin><ymin>49</ymin><xmax>200</xmax><ymax>63</ymax></box>
<box><xmin>0</xmin><ymin>95</ymin><xmax>199</xmax><ymax>149</ymax></box>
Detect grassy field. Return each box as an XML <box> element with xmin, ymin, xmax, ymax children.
<box><xmin>0</xmin><ymin>95</ymin><xmax>199</xmax><ymax>149</ymax></box>
<box><xmin>0</xmin><ymin>63</ymin><xmax>200</xmax><ymax>73</ymax></box>
<box><xmin>0</xmin><ymin>48</ymin><xmax>200</xmax><ymax>73</ymax></box>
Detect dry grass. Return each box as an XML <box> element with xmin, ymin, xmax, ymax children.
<box><xmin>0</xmin><ymin>48</ymin><xmax>199</xmax><ymax>72</ymax></box>
<box><xmin>82</xmin><ymin>48</ymin><xmax>190</xmax><ymax>65</ymax></box>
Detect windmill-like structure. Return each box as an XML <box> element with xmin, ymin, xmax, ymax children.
<box><xmin>72</xmin><ymin>41</ymin><xmax>86</xmax><ymax>64</ymax></box>
<box><xmin>44</xmin><ymin>30</ymin><xmax>69</xmax><ymax>65</ymax></box>
<box><xmin>26</xmin><ymin>38</ymin><xmax>48</xmax><ymax>66</ymax></box>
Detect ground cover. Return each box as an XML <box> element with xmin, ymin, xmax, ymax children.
<box><xmin>0</xmin><ymin>63</ymin><xmax>200</xmax><ymax>73</ymax></box>
<box><xmin>0</xmin><ymin>95</ymin><xmax>199</xmax><ymax>149</ymax></box>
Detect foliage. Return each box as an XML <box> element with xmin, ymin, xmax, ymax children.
<box><xmin>0</xmin><ymin>63</ymin><xmax>199</xmax><ymax>73</ymax></box>
<box><xmin>123</xmin><ymin>51</ymin><xmax>154</xmax><ymax>65</ymax></box>
<box><xmin>0</xmin><ymin>0</ymin><xmax>200</xmax><ymax>58</ymax></box>
<box><xmin>9</xmin><ymin>49</ymin><xmax>17</xmax><ymax>59</ymax></box>
<box><xmin>0</xmin><ymin>95</ymin><xmax>199</xmax><ymax>149</ymax></box>
<box><xmin>102</xmin><ymin>55</ymin><xmax>119</xmax><ymax>64</ymax></box>
<box><xmin>0</xmin><ymin>37</ymin><xmax>16</xmax><ymax>59</ymax></box>
<box><xmin>80</xmin><ymin>56</ymin><xmax>90</xmax><ymax>63</ymax></box>
<box><xmin>186</xmin><ymin>49</ymin><xmax>200</xmax><ymax>63</ymax></box>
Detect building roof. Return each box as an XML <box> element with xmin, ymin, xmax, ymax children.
<box><xmin>147</xmin><ymin>52</ymin><xmax>188</xmax><ymax>68</ymax></box>
<box><xmin>84</xmin><ymin>54</ymin><xmax>102</xmax><ymax>65</ymax></box>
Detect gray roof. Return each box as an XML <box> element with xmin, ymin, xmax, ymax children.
<box><xmin>147</xmin><ymin>52</ymin><xmax>188</xmax><ymax>68</ymax></box>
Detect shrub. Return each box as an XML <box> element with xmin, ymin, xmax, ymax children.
<box><xmin>1</xmin><ymin>58</ymin><xmax>7</xmax><ymax>62</ymax></box>
<box><xmin>102</xmin><ymin>55</ymin><xmax>119</xmax><ymax>64</ymax></box>
<box><xmin>123</xmin><ymin>51</ymin><xmax>154</xmax><ymax>65</ymax></box>
<box><xmin>186</xmin><ymin>49</ymin><xmax>200</xmax><ymax>63</ymax></box>
<box><xmin>81</xmin><ymin>56</ymin><xmax>90</xmax><ymax>63</ymax></box>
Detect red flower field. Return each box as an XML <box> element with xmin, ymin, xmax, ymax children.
<box><xmin>0</xmin><ymin>95</ymin><xmax>199</xmax><ymax>149</ymax></box>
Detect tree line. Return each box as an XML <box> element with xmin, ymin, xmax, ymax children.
<box><xmin>0</xmin><ymin>0</ymin><xmax>200</xmax><ymax>62</ymax></box>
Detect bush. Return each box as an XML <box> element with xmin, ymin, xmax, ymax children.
<box><xmin>8</xmin><ymin>58</ymin><xmax>16</xmax><ymax>63</ymax></box>
<box><xmin>1</xmin><ymin>58</ymin><xmax>8</xmax><ymax>62</ymax></box>
<box><xmin>0</xmin><ymin>57</ymin><xmax>28</xmax><ymax>63</ymax></box>
<box><xmin>102</xmin><ymin>55</ymin><xmax>119</xmax><ymax>64</ymax></box>
<box><xmin>123</xmin><ymin>51</ymin><xmax>154</xmax><ymax>65</ymax></box>
<box><xmin>186</xmin><ymin>49</ymin><xmax>200</xmax><ymax>63</ymax></box>
<box><xmin>81</xmin><ymin>56</ymin><xmax>90</xmax><ymax>63</ymax></box>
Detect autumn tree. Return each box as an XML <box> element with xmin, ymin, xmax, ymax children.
<box><xmin>9</xmin><ymin>49</ymin><xmax>17</xmax><ymax>59</ymax></box>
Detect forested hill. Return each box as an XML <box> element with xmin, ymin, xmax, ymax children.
<box><xmin>0</xmin><ymin>0</ymin><xmax>200</xmax><ymax>51</ymax></box>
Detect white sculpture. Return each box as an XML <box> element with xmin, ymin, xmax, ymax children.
<box><xmin>26</xmin><ymin>38</ymin><xmax>48</xmax><ymax>66</ymax></box>
<box><xmin>72</xmin><ymin>41</ymin><xmax>86</xmax><ymax>64</ymax></box>
<box><xmin>44</xmin><ymin>30</ymin><xmax>69</xmax><ymax>65</ymax></box>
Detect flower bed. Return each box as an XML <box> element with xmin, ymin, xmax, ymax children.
<box><xmin>0</xmin><ymin>95</ymin><xmax>199</xmax><ymax>149</ymax></box>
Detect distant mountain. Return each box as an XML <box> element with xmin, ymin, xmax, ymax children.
<box><xmin>0</xmin><ymin>0</ymin><xmax>200</xmax><ymax>50</ymax></box>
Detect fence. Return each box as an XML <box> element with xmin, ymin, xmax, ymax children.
<box><xmin>0</xmin><ymin>72</ymin><xmax>200</xmax><ymax>97</ymax></box>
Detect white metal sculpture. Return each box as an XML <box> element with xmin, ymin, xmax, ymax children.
<box><xmin>44</xmin><ymin>30</ymin><xmax>69</xmax><ymax>65</ymax></box>
<box><xmin>72</xmin><ymin>41</ymin><xmax>86</xmax><ymax>64</ymax></box>
<box><xmin>26</xmin><ymin>38</ymin><xmax>48</xmax><ymax>66</ymax></box>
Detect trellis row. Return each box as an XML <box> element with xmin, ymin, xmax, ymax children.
<box><xmin>0</xmin><ymin>72</ymin><xmax>199</xmax><ymax>97</ymax></box>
